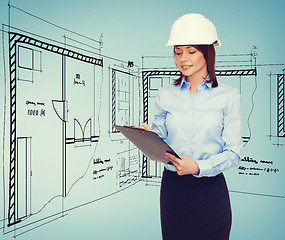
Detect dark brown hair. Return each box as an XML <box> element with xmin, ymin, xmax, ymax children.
<box><xmin>173</xmin><ymin>44</ymin><xmax>218</xmax><ymax>88</ymax></box>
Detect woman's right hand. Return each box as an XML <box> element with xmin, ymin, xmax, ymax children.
<box><xmin>139</xmin><ymin>123</ymin><xmax>152</xmax><ymax>131</ymax></box>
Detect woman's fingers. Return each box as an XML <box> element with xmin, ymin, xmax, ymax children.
<box><xmin>165</xmin><ymin>153</ymin><xmax>199</xmax><ymax>175</ymax></box>
<box><xmin>166</xmin><ymin>153</ymin><xmax>182</xmax><ymax>174</ymax></box>
<box><xmin>165</xmin><ymin>153</ymin><xmax>181</xmax><ymax>166</ymax></box>
<box><xmin>139</xmin><ymin>123</ymin><xmax>151</xmax><ymax>131</ymax></box>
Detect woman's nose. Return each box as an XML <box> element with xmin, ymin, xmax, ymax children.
<box><xmin>180</xmin><ymin>51</ymin><xmax>188</xmax><ymax>62</ymax></box>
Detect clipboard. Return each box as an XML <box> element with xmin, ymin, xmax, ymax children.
<box><xmin>114</xmin><ymin>125</ymin><xmax>181</xmax><ymax>164</ymax></box>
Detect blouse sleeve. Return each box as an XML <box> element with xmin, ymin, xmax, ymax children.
<box><xmin>194</xmin><ymin>90</ymin><xmax>243</xmax><ymax>177</ymax></box>
<box><xmin>151</xmin><ymin>90</ymin><xmax>168</xmax><ymax>141</ymax></box>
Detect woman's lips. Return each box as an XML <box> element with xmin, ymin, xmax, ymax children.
<box><xmin>181</xmin><ymin>65</ymin><xmax>192</xmax><ymax>70</ymax></box>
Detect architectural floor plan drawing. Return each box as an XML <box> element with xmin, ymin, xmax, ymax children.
<box><xmin>1</xmin><ymin>12</ymin><xmax>141</xmax><ymax>236</ymax></box>
<box><xmin>109</xmin><ymin>64</ymin><xmax>141</xmax><ymax>189</ymax></box>
<box><xmin>8</xmin><ymin>31</ymin><xmax>104</xmax><ymax>227</ymax></box>
<box><xmin>1</xmin><ymin>2</ymin><xmax>285</xmax><ymax>239</ymax></box>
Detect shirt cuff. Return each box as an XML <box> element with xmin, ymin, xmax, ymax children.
<box><xmin>193</xmin><ymin>160</ymin><xmax>212</xmax><ymax>178</ymax></box>
<box><xmin>164</xmin><ymin>163</ymin><xmax>177</xmax><ymax>172</ymax></box>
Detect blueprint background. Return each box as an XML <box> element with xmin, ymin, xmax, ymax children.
<box><xmin>1</xmin><ymin>0</ymin><xmax>285</xmax><ymax>239</ymax></box>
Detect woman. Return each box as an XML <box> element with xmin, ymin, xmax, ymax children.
<box><xmin>141</xmin><ymin>13</ymin><xmax>242</xmax><ymax>239</ymax></box>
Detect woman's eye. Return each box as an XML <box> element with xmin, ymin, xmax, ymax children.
<box><xmin>188</xmin><ymin>51</ymin><xmax>196</xmax><ymax>54</ymax></box>
<box><xmin>175</xmin><ymin>51</ymin><xmax>182</xmax><ymax>55</ymax></box>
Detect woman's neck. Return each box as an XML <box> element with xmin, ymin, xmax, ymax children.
<box><xmin>186</xmin><ymin>74</ymin><xmax>207</xmax><ymax>94</ymax></box>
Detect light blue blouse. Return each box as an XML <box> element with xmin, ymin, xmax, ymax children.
<box><xmin>152</xmin><ymin>76</ymin><xmax>242</xmax><ymax>177</ymax></box>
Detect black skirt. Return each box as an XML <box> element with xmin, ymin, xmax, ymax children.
<box><xmin>160</xmin><ymin>168</ymin><xmax>232</xmax><ymax>240</ymax></box>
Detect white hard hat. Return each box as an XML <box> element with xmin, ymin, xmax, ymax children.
<box><xmin>166</xmin><ymin>13</ymin><xmax>221</xmax><ymax>47</ymax></box>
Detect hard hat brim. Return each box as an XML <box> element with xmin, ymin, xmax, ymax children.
<box><xmin>165</xmin><ymin>40</ymin><xmax>221</xmax><ymax>47</ymax></box>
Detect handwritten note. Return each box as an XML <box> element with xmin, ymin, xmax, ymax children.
<box><xmin>238</xmin><ymin>156</ymin><xmax>280</xmax><ymax>176</ymax></box>
<box><xmin>93</xmin><ymin>158</ymin><xmax>113</xmax><ymax>180</ymax></box>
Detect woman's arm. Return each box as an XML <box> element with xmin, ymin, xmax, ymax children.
<box><xmin>195</xmin><ymin>90</ymin><xmax>242</xmax><ymax>177</ymax></box>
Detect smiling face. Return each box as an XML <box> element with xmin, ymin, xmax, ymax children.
<box><xmin>174</xmin><ymin>45</ymin><xmax>208</xmax><ymax>82</ymax></box>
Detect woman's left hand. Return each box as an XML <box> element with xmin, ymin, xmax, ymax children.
<box><xmin>165</xmin><ymin>153</ymin><xmax>200</xmax><ymax>176</ymax></box>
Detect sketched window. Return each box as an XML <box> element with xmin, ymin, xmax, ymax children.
<box><xmin>18</xmin><ymin>45</ymin><xmax>42</xmax><ymax>82</ymax></box>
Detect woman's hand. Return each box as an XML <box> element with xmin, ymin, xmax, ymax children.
<box><xmin>139</xmin><ymin>123</ymin><xmax>152</xmax><ymax>131</ymax></box>
<box><xmin>165</xmin><ymin>153</ymin><xmax>200</xmax><ymax>176</ymax></box>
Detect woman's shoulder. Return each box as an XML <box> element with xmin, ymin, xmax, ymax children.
<box><xmin>215</xmin><ymin>81</ymin><xmax>240</xmax><ymax>96</ymax></box>
<box><xmin>157</xmin><ymin>83</ymin><xmax>179</xmax><ymax>95</ymax></box>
